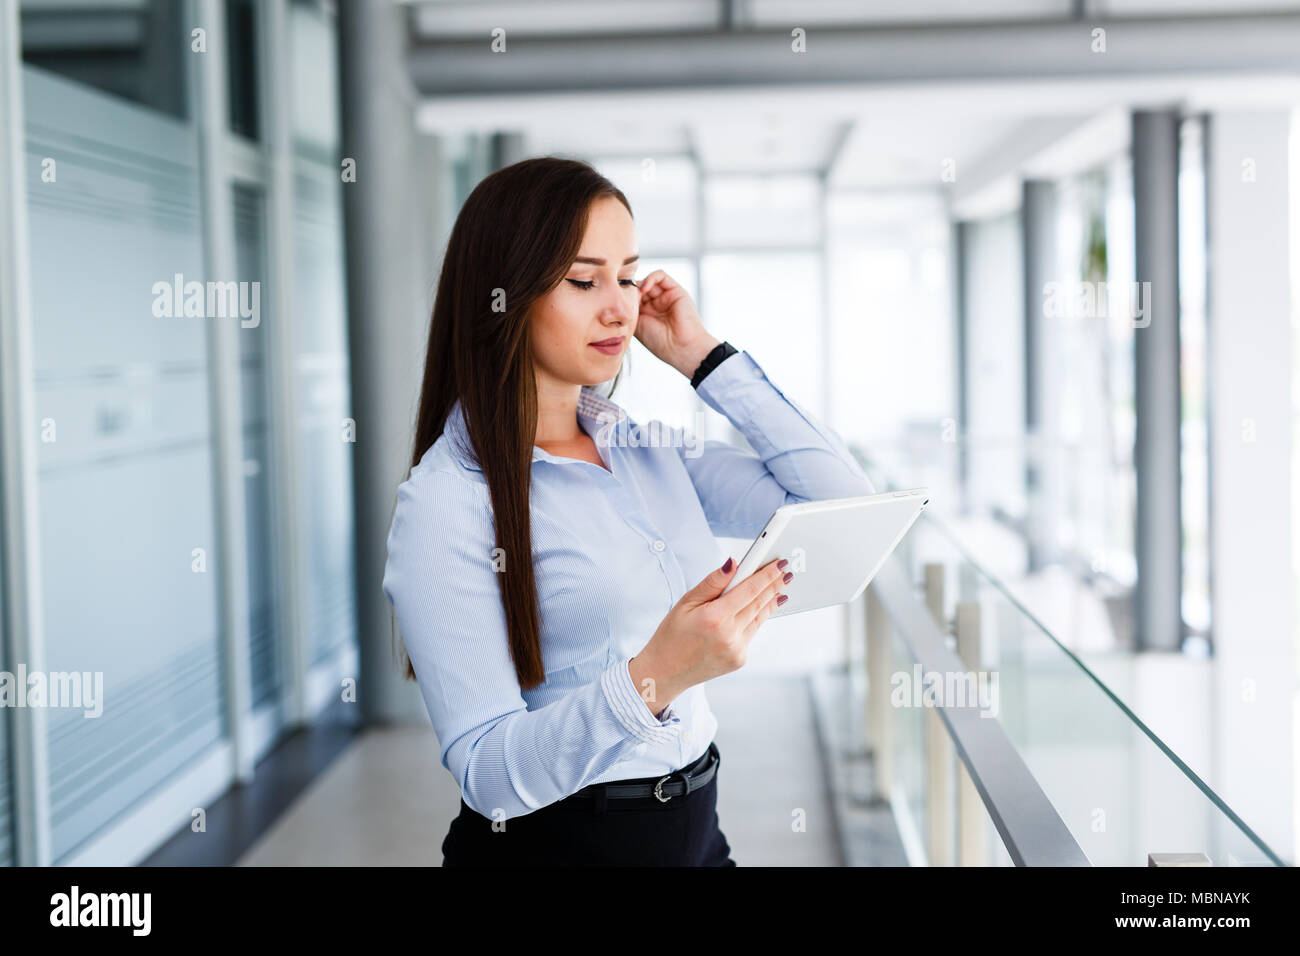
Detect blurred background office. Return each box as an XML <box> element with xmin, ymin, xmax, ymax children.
<box><xmin>0</xmin><ymin>0</ymin><xmax>1295</xmax><ymax>867</ymax></box>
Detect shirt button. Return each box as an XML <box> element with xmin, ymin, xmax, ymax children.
<box><xmin>651</xmin><ymin>539</ymin><xmax>666</xmax><ymax>553</ymax></box>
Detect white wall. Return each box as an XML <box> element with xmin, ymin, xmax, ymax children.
<box><xmin>1206</xmin><ymin>110</ymin><xmax>1296</xmax><ymax>864</ymax></box>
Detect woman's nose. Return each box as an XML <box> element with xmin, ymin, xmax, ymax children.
<box><xmin>600</xmin><ymin>286</ymin><xmax>633</xmax><ymax>322</ymax></box>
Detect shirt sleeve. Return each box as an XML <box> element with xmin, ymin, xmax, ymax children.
<box><xmin>681</xmin><ymin>348</ymin><xmax>878</xmax><ymax>539</ymax></box>
<box><xmin>382</xmin><ymin>467</ymin><xmax>681</xmax><ymax>820</ymax></box>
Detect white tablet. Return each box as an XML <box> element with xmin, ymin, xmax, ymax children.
<box><xmin>720</xmin><ymin>489</ymin><xmax>930</xmax><ymax>618</ymax></box>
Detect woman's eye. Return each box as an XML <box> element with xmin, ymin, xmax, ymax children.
<box><xmin>565</xmin><ymin>278</ymin><xmax>639</xmax><ymax>290</ymax></box>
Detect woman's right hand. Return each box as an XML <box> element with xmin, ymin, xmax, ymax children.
<box><xmin>627</xmin><ymin>557</ymin><xmax>792</xmax><ymax>717</ymax></box>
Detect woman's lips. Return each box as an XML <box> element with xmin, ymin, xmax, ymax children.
<box><xmin>589</xmin><ymin>338</ymin><xmax>624</xmax><ymax>355</ymax></box>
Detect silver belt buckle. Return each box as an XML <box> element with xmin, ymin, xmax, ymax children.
<box><xmin>653</xmin><ymin>774</ymin><xmax>673</xmax><ymax>803</ymax></box>
<box><xmin>655</xmin><ymin>746</ymin><xmax>715</xmax><ymax>803</ymax></box>
<box><xmin>654</xmin><ymin>767</ymin><xmax>693</xmax><ymax>803</ymax></box>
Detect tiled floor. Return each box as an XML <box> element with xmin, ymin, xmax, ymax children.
<box><xmin>236</xmin><ymin>723</ymin><xmax>461</xmax><ymax>866</ymax></box>
<box><xmin>708</xmin><ymin>671</ymin><xmax>843</xmax><ymax>866</ymax></box>
<box><xmin>236</xmin><ymin>672</ymin><xmax>841</xmax><ymax>866</ymax></box>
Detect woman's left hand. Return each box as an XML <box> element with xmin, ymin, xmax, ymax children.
<box><xmin>635</xmin><ymin>269</ymin><xmax>721</xmax><ymax>379</ymax></box>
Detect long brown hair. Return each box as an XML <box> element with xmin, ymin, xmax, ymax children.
<box><xmin>400</xmin><ymin>157</ymin><xmax>632</xmax><ymax>689</ymax></box>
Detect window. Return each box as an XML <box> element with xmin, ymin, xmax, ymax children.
<box><xmin>828</xmin><ymin>191</ymin><xmax>954</xmax><ymax>479</ymax></box>
<box><xmin>24</xmin><ymin>68</ymin><xmax>223</xmax><ymax>860</ymax></box>
<box><xmin>1178</xmin><ymin>117</ymin><xmax>1210</xmax><ymax>647</ymax></box>
<box><xmin>1051</xmin><ymin>162</ymin><xmax>1138</xmax><ymax>593</ymax></box>
<box><xmin>291</xmin><ymin>1</ymin><xmax>356</xmax><ymax>664</ymax></box>
<box><xmin>21</xmin><ymin>0</ymin><xmax>187</xmax><ymax>119</ymax></box>
<box><xmin>233</xmin><ymin>184</ymin><xmax>281</xmax><ymax>706</ymax></box>
<box><xmin>962</xmin><ymin>212</ymin><xmax>1027</xmax><ymax>523</ymax></box>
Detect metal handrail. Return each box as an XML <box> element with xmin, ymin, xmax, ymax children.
<box><xmin>868</xmin><ymin>555</ymin><xmax>1091</xmax><ymax>866</ymax></box>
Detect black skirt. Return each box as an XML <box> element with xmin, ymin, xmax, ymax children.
<box><xmin>441</xmin><ymin>741</ymin><xmax>736</xmax><ymax>866</ymax></box>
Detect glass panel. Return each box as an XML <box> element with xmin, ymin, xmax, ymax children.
<box><xmin>896</xmin><ymin>507</ymin><xmax>1285</xmax><ymax>866</ymax></box>
<box><xmin>888</xmin><ymin>611</ymin><xmax>933</xmax><ymax>865</ymax></box>
<box><xmin>24</xmin><ymin>68</ymin><xmax>224</xmax><ymax>861</ymax></box>
<box><xmin>225</xmin><ymin>0</ymin><xmax>261</xmax><ymax>142</ymax></box>
<box><xmin>289</xmin><ymin>0</ymin><xmax>355</xmax><ymax>669</ymax></box>
<box><xmin>233</xmin><ymin>185</ymin><xmax>280</xmax><ymax>709</ymax></box>
<box><xmin>20</xmin><ymin>0</ymin><xmax>187</xmax><ymax>119</ymax></box>
<box><xmin>289</xmin><ymin>0</ymin><xmax>340</xmax><ymax>157</ymax></box>
<box><xmin>879</xmin><ymin>569</ymin><xmax>1008</xmax><ymax>867</ymax></box>
<box><xmin>1035</xmin><ymin>161</ymin><xmax>1137</xmax><ymax>644</ymax></box>
<box><xmin>1100</xmin><ymin>155</ymin><xmax>1138</xmax><ymax>592</ymax></box>
<box><xmin>293</xmin><ymin>159</ymin><xmax>356</xmax><ymax>666</ymax></box>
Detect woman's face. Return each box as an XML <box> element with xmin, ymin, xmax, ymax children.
<box><xmin>529</xmin><ymin>196</ymin><xmax>640</xmax><ymax>389</ymax></box>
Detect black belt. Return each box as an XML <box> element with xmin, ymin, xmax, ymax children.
<box><xmin>568</xmin><ymin>741</ymin><xmax>719</xmax><ymax>804</ymax></box>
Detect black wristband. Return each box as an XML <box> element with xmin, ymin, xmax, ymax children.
<box><xmin>689</xmin><ymin>341</ymin><xmax>738</xmax><ymax>389</ymax></box>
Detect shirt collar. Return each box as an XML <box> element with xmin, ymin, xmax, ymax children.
<box><xmin>442</xmin><ymin>387</ymin><xmax>628</xmax><ymax>473</ymax></box>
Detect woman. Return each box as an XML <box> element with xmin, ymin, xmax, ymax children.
<box><xmin>382</xmin><ymin>157</ymin><xmax>875</xmax><ymax>866</ymax></box>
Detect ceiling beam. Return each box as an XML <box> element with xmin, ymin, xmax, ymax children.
<box><xmin>408</xmin><ymin>13</ymin><xmax>1300</xmax><ymax>97</ymax></box>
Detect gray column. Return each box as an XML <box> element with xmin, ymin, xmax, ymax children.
<box><xmin>1021</xmin><ymin>180</ymin><xmax>1058</xmax><ymax>571</ymax></box>
<box><xmin>1131</xmin><ymin>111</ymin><xmax>1182</xmax><ymax>652</ymax></box>
<box><xmin>338</xmin><ymin>0</ymin><xmax>439</xmax><ymax>724</ymax></box>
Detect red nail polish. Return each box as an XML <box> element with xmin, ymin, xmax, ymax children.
<box><xmin>777</xmin><ymin>558</ymin><xmax>789</xmax><ymax>570</ymax></box>
<box><xmin>721</xmin><ymin>557</ymin><xmax>734</xmax><ymax>574</ymax></box>
<box><xmin>783</xmin><ymin>571</ymin><xmax>793</xmax><ymax>584</ymax></box>
<box><xmin>776</xmin><ymin>594</ymin><xmax>788</xmax><ymax>606</ymax></box>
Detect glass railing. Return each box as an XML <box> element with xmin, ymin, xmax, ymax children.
<box><xmin>851</xmin><ymin>455</ymin><xmax>1286</xmax><ymax>867</ymax></box>
<box><xmin>885</xmin><ymin>612</ymin><xmax>934</xmax><ymax>863</ymax></box>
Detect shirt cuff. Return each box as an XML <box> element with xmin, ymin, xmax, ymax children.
<box><xmin>693</xmin><ymin>349</ymin><xmax>773</xmax><ymax>428</ymax></box>
<box><xmin>600</xmin><ymin>657</ymin><xmax>682</xmax><ymax>745</ymax></box>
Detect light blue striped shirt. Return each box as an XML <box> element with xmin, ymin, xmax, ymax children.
<box><xmin>382</xmin><ymin>349</ymin><xmax>876</xmax><ymax>819</ymax></box>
